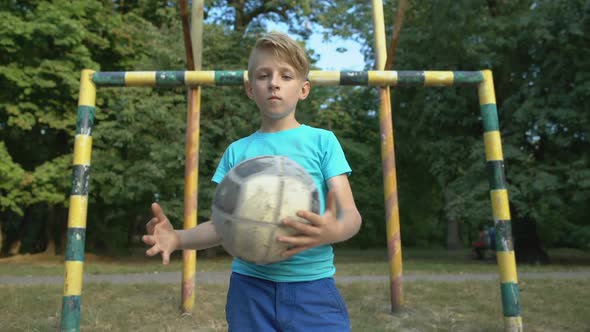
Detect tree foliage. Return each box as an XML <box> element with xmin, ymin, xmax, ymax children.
<box><xmin>0</xmin><ymin>0</ymin><xmax>588</xmax><ymax>257</ymax></box>
<box><xmin>317</xmin><ymin>0</ymin><xmax>590</xmax><ymax>256</ymax></box>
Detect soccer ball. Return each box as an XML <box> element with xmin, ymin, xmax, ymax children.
<box><xmin>211</xmin><ymin>155</ymin><xmax>320</xmax><ymax>265</ymax></box>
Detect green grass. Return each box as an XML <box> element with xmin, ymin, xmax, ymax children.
<box><xmin>0</xmin><ymin>252</ymin><xmax>232</xmax><ymax>276</ymax></box>
<box><xmin>333</xmin><ymin>247</ymin><xmax>590</xmax><ymax>275</ymax></box>
<box><xmin>1</xmin><ymin>248</ymin><xmax>589</xmax><ymax>331</ymax></box>
<box><xmin>345</xmin><ymin>279</ymin><xmax>590</xmax><ymax>331</ymax></box>
<box><xmin>1</xmin><ymin>247</ymin><xmax>589</xmax><ymax>277</ymax></box>
<box><xmin>1</xmin><ymin>279</ymin><xmax>589</xmax><ymax>331</ymax></box>
<box><xmin>334</xmin><ymin>248</ymin><xmax>498</xmax><ymax>275</ymax></box>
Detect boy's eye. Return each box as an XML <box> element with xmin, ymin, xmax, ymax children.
<box><xmin>257</xmin><ymin>74</ymin><xmax>268</xmax><ymax>79</ymax></box>
<box><xmin>282</xmin><ymin>75</ymin><xmax>293</xmax><ymax>80</ymax></box>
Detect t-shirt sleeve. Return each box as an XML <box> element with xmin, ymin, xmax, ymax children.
<box><xmin>321</xmin><ymin>132</ymin><xmax>352</xmax><ymax>179</ymax></box>
<box><xmin>212</xmin><ymin>145</ymin><xmax>233</xmax><ymax>184</ymax></box>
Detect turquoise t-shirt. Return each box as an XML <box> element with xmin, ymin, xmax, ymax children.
<box><xmin>212</xmin><ymin>124</ymin><xmax>352</xmax><ymax>282</ymax></box>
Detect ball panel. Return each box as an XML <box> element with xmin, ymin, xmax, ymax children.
<box><xmin>213</xmin><ymin>208</ymin><xmax>296</xmax><ymax>264</ymax></box>
<box><xmin>278</xmin><ymin>177</ymin><xmax>311</xmax><ymax>224</ymax></box>
<box><xmin>229</xmin><ymin>220</ymin><xmax>273</xmax><ymax>264</ymax></box>
<box><xmin>214</xmin><ymin>175</ymin><xmax>241</xmax><ymax>215</ymax></box>
<box><xmin>236</xmin><ymin>175</ymin><xmax>281</xmax><ymax>223</ymax></box>
<box><xmin>310</xmin><ymin>189</ymin><xmax>320</xmax><ymax>214</ymax></box>
<box><xmin>234</xmin><ymin>155</ymin><xmax>275</xmax><ymax>178</ymax></box>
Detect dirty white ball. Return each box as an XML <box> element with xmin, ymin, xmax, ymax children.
<box><xmin>212</xmin><ymin>155</ymin><xmax>320</xmax><ymax>265</ymax></box>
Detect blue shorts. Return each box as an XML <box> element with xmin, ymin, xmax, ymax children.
<box><xmin>226</xmin><ymin>272</ymin><xmax>350</xmax><ymax>332</ymax></box>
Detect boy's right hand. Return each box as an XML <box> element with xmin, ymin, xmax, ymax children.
<box><xmin>142</xmin><ymin>202</ymin><xmax>180</xmax><ymax>265</ymax></box>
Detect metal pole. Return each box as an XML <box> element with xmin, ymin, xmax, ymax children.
<box><xmin>60</xmin><ymin>69</ymin><xmax>96</xmax><ymax>331</ymax></box>
<box><xmin>372</xmin><ymin>0</ymin><xmax>404</xmax><ymax>312</ymax></box>
<box><xmin>478</xmin><ymin>70</ymin><xmax>523</xmax><ymax>332</ymax></box>
<box><xmin>384</xmin><ymin>0</ymin><xmax>408</xmax><ymax>71</ymax></box>
<box><xmin>179</xmin><ymin>0</ymin><xmax>204</xmax><ymax>313</ymax></box>
<box><xmin>92</xmin><ymin>70</ymin><xmax>487</xmax><ymax>88</ymax></box>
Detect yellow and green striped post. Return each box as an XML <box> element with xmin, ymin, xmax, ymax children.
<box><xmin>91</xmin><ymin>70</ymin><xmax>486</xmax><ymax>88</ymax></box>
<box><xmin>479</xmin><ymin>70</ymin><xmax>523</xmax><ymax>332</ymax></box>
<box><xmin>372</xmin><ymin>0</ymin><xmax>404</xmax><ymax>312</ymax></box>
<box><xmin>60</xmin><ymin>69</ymin><xmax>96</xmax><ymax>332</ymax></box>
<box><xmin>84</xmin><ymin>69</ymin><xmax>521</xmax><ymax>330</ymax></box>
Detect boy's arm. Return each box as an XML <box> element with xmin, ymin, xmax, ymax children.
<box><xmin>142</xmin><ymin>203</ymin><xmax>222</xmax><ymax>264</ymax></box>
<box><xmin>176</xmin><ymin>221</ymin><xmax>222</xmax><ymax>250</ymax></box>
<box><xmin>324</xmin><ymin>174</ymin><xmax>362</xmax><ymax>242</ymax></box>
<box><xmin>278</xmin><ymin>174</ymin><xmax>362</xmax><ymax>257</ymax></box>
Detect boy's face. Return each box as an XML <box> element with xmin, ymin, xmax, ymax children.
<box><xmin>245</xmin><ymin>49</ymin><xmax>310</xmax><ymax>120</ymax></box>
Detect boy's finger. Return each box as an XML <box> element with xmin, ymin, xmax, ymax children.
<box><xmin>145</xmin><ymin>218</ymin><xmax>158</xmax><ymax>234</ymax></box>
<box><xmin>151</xmin><ymin>202</ymin><xmax>167</xmax><ymax>221</ymax></box>
<box><xmin>277</xmin><ymin>234</ymin><xmax>313</xmax><ymax>247</ymax></box>
<box><xmin>295</xmin><ymin>210</ymin><xmax>322</xmax><ymax>225</ymax></box>
<box><xmin>146</xmin><ymin>245</ymin><xmax>160</xmax><ymax>257</ymax></box>
<box><xmin>162</xmin><ymin>252</ymin><xmax>170</xmax><ymax>265</ymax></box>
<box><xmin>142</xmin><ymin>235</ymin><xmax>155</xmax><ymax>245</ymax></box>
<box><xmin>282</xmin><ymin>218</ymin><xmax>320</xmax><ymax>235</ymax></box>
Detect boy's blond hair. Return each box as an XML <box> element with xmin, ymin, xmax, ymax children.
<box><xmin>248</xmin><ymin>31</ymin><xmax>310</xmax><ymax>80</ymax></box>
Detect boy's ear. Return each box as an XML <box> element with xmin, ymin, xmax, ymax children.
<box><xmin>244</xmin><ymin>81</ymin><xmax>254</xmax><ymax>99</ymax></box>
<box><xmin>299</xmin><ymin>80</ymin><xmax>311</xmax><ymax>100</ymax></box>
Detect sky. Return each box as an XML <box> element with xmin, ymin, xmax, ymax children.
<box><xmin>307</xmin><ymin>33</ymin><xmax>365</xmax><ymax>71</ymax></box>
<box><xmin>203</xmin><ymin>7</ymin><xmax>365</xmax><ymax>71</ymax></box>
<box><xmin>265</xmin><ymin>22</ymin><xmax>365</xmax><ymax>71</ymax></box>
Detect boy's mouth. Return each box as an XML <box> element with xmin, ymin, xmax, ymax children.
<box><xmin>268</xmin><ymin>96</ymin><xmax>281</xmax><ymax>100</ymax></box>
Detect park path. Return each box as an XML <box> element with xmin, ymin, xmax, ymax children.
<box><xmin>1</xmin><ymin>270</ymin><xmax>589</xmax><ymax>286</ymax></box>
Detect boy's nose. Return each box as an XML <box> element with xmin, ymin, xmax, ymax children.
<box><xmin>269</xmin><ymin>75</ymin><xmax>280</xmax><ymax>89</ymax></box>
<box><xmin>269</xmin><ymin>82</ymin><xmax>280</xmax><ymax>90</ymax></box>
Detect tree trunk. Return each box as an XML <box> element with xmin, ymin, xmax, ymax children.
<box><xmin>442</xmin><ymin>187</ymin><xmax>463</xmax><ymax>249</ymax></box>
<box><xmin>232</xmin><ymin>0</ymin><xmax>246</xmax><ymax>30</ymax></box>
<box><xmin>9</xmin><ymin>207</ymin><xmax>31</xmax><ymax>255</ymax></box>
<box><xmin>8</xmin><ymin>240</ymin><xmax>21</xmax><ymax>255</ymax></box>
<box><xmin>486</xmin><ymin>0</ymin><xmax>504</xmax><ymax>17</ymax></box>
<box><xmin>43</xmin><ymin>205</ymin><xmax>56</xmax><ymax>255</ymax></box>
<box><xmin>60</xmin><ymin>208</ymin><xmax>67</xmax><ymax>255</ymax></box>
<box><xmin>0</xmin><ymin>211</ymin><xmax>19</xmax><ymax>256</ymax></box>
<box><xmin>446</xmin><ymin>218</ymin><xmax>463</xmax><ymax>249</ymax></box>
<box><xmin>128</xmin><ymin>214</ymin><xmax>143</xmax><ymax>247</ymax></box>
<box><xmin>512</xmin><ymin>213</ymin><xmax>550</xmax><ymax>264</ymax></box>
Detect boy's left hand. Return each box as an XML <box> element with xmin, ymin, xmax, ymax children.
<box><xmin>278</xmin><ymin>190</ymin><xmax>343</xmax><ymax>257</ymax></box>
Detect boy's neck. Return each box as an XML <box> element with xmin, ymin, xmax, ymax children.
<box><xmin>259</xmin><ymin>117</ymin><xmax>301</xmax><ymax>133</ymax></box>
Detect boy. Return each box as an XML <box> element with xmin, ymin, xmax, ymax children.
<box><xmin>142</xmin><ymin>31</ymin><xmax>362</xmax><ymax>331</ymax></box>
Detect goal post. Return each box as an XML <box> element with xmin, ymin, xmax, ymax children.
<box><xmin>60</xmin><ymin>69</ymin><xmax>522</xmax><ymax>332</ymax></box>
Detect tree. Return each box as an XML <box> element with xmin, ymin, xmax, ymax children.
<box><xmin>310</xmin><ymin>0</ymin><xmax>590</xmax><ymax>257</ymax></box>
<box><xmin>2</xmin><ymin>0</ymin><xmax>587</xmax><ymax>257</ymax></box>
<box><xmin>0</xmin><ymin>0</ymin><xmax>152</xmax><ymax>254</ymax></box>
